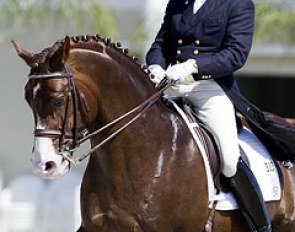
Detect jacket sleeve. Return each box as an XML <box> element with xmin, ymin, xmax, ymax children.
<box><xmin>145</xmin><ymin>0</ymin><xmax>174</xmax><ymax>69</ymax></box>
<box><xmin>194</xmin><ymin>0</ymin><xmax>255</xmax><ymax>80</ymax></box>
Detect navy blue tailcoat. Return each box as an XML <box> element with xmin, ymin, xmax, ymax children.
<box><xmin>146</xmin><ymin>0</ymin><xmax>295</xmax><ymax>162</ymax></box>
<box><xmin>146</xmin><ymin>0</ymin><xmax>254</xmax><ymax>81</ymax></box>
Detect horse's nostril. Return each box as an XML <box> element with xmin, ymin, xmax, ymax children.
<box><xmin>45</xmin><ymin>161</ymin><xmax>56</xmax><ymax>172</ymax></box>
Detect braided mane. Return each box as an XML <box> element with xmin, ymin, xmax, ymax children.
<box><xmin>56</xmin><ymin>34</ymin><xmax>151</xmax><ymax>78</ymax></box>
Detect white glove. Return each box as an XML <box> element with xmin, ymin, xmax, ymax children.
<box><xmin>148</xmin><ymin>64</ymin><xmax>166</xmax><ymax>85</ymax></box>
<box><xmin>166</xmin><ymin>59</ymin><xmax>198</xmax><ymax>85</ymax></box>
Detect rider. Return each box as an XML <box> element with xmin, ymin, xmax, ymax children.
<box><xmin>145</xmin><ymin>0</ymin><xmax>271</xmax><ymax>231</ymax></box>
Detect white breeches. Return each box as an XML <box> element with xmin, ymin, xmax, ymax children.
<box><xmin>164</xmin><ymin>80</ymin><xmax>240</xmax><ymax>177</ymax></box>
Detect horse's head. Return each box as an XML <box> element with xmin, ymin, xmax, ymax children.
<box><xmin>12</xmin><ymin>37</ymin><xmax>83</xmax><ymax>179</ymax></box>
<box><xmin>13</xmin><ymin>35</ymin><xmax>157</xmax><ymax>179</ymax></box>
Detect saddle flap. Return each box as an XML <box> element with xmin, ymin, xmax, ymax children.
<box><xmin>182</xmin><ymin>101</ymin><xmax>223</xmax><ymax>188</ymax></box>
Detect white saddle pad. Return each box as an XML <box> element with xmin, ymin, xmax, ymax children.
<box><xmin>169</xmin><ymin>100</ymin><xmax>282</xmax><ymax>211</ymax></box>
<box><xmin>211</xmin><ymin>128</ymin><xmax>282</xmax><ymax>211</ymax></box>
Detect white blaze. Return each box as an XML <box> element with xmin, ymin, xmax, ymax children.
<box><xmin>31</xmin><ymin>84</ymin><xmax>70</xmax><ymax>179</ymax></box>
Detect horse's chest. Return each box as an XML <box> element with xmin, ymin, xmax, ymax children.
<box><xmin>84</xmin><ymin>193</ymin><xmax>105</xmax><ymax>227</ymax></box>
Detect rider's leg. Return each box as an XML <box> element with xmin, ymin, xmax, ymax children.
<box><xmin>185</xmin><ymin>80</ymin><xmax>240</xmax><ymax>177</ymax></box>
<box><xmin>184</xmin><ymin>80</ymin><xmax>271</xmax><ymax>232</ymax></box>
<box><xmin>229</xmin><ymin>157</ymin><xmax>271</xmax><ymax>232</ymax></box>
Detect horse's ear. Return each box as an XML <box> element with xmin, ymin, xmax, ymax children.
<box><xmin>62</xmin><ymin>36</ymin><xmax>71</xmax><ymax>63</ymax></box>
<box><xmin>50</xmin><ymin>36</ymin><xmax>71</xmax><ymax>69</ymax></box>
<box><xmin>11</xmin><ymin>40</ymin><xmax>35</xmax><ymax>68</ymax></box>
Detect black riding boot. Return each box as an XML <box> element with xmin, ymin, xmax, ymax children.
<box><xmin>228</xmin><ymin>158</ymin><xmax>272</xmax><ymax>232</ymax></box>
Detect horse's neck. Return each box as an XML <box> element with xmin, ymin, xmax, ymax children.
<box><xmin>69</xmin><ymin>45</ymin><xmax>208</xmax><ymax>208</ymax></box>
<box><xmin>68</xmin><ymin>44</ymin><xmax>203</xmax><ymax>174</ymax></box>
<box><xmin>69</xmin><ymin>45</ymin><xmax>155</xmax><ymax>123</ymax></box>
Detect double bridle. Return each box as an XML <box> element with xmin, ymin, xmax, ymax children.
<box><xmin>29</xmin><ymin>64</ymin><xmax>172</xmax><ymax>165</ymax></box>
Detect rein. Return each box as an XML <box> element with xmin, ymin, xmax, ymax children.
<box><xmin>70</xmin><ymin>83</ymin><xmax>169</xmax><ymax>165</ymax></box>
<box><xmin>30</xmin><ymin>64</ymin><xmax>173</xmax><ymax>165</ymax></box>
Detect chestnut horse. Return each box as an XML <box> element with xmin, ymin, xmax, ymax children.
<box><xmin>13</xmin><ymin>35</ymin><xmax>295</xmax><ymax>232</ymax></box>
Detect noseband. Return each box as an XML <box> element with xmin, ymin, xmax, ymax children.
<box><xmin>30</xmin><ymin>65</ymin><xmax>174</xmax><ymax>165</ymax></box>
<box><xmin>29</xmin><ymin>64</ymin><xmax>81</xmax><ymax>157</ymax></box>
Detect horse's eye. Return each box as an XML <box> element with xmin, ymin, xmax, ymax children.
<box><xmin>53</xmin><ymin>97</ymin><xmax>65</xmax><ymax>108</ymax></box>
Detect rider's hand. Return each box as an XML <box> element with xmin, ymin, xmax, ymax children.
<box><xmin>148</xmin><ymin>65</ymin><xmax>166</xmax><ymax>85</ymax></box>
<box><xmin>166</xmin><ymin>59</ymin><xmax>198</xmax><ymax>85</ymax></box>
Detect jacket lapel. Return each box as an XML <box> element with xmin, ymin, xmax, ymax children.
<box><xmin>177</xmin><ymin>0</ymin><xmax>195</xmax><ymax>36</ymax></box>
<box><xmin>179</xmin><ymin>0</ymin><xmax>224</xmax><ymax>36</ymax></box>
<box><xmin>182</xmin><ymin>0</ymin><xmax>194</xmax><ymax>24</ymax></box>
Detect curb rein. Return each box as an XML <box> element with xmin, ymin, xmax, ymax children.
<box><xmin>29</xmin><ymin>64</ymin><xmax>173</xmax><ymax>165</ymax></box>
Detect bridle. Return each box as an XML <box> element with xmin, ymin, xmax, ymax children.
<box><xmin>29</xmin><ymin>64</ymin><xmax>81</xmax><ymax>158</ymax></box>
<box><xmin>29</xmin><ymin>64</ymin><xmax>173</xmax><ymax>165</ymax></box>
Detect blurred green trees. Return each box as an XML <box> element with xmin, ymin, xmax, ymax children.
<box><xmin>254</xmin><ymin>3</ymin><xmax>295</xmax><ymax>45</ymax></box>
<box><xmin>0</xmin><ymin>0</ymin><xmax>117</xmax><ymax>43</ymax></box>
<box><xmin>1</xmin><ymin>0</ymin><xmax>295</xmax><ymax>48</ymax></box>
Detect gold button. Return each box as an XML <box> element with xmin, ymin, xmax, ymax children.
<box><xmin>184</xmin><ymin>0</ymin><xmax>189</xmax><ymax>4</ymax></box>
<box><xmin>176</xmin><ymin>60</ymin><xmax>180</xmax><ymax>64</ymax></box>
<box><xmin>177</xmin><ymin>50</ymin><xmax>182</xmax><ymax>55</ymax></box>
<box><xmin>202</xmin><ymin>75</ymin><xmax>212</xmax><ymax>79</ymax></box>
<box><xmin>195</xmin><ymin>40</ymin><xmax>200</xmax><ymax>45</ymax></box>
<box><xmin>193</xmin><ymin>49</ymin><xmax>199</xmax><ymax>55</ymax></box>
<box><xmin>178</xmin><ymin>39</ymin><xmax>183</xmax><ymax>45</ymax></box>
